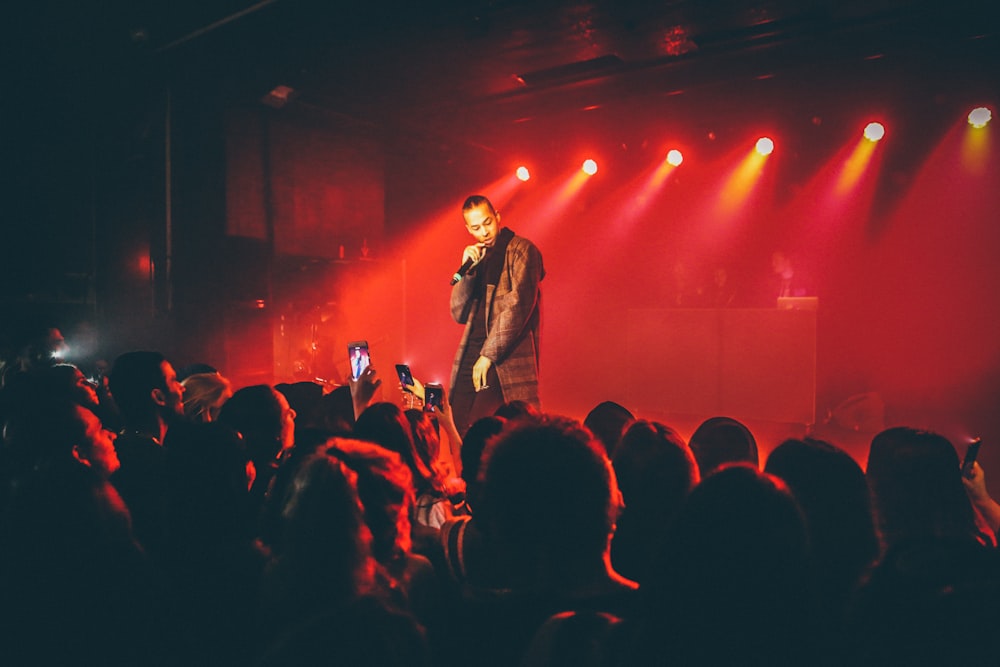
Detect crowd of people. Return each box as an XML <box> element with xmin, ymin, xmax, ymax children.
<box><xmin>2</xmin><ymin>329</ymin><xmax>1000</xmax><ymax>666</ymax></box>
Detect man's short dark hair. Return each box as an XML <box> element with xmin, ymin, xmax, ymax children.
<box><xmin>108</xmin><ymin>350</ymin><xmax>167</xmax><ymax>421</ymax></box>
<box><xmin>479</xmin><ymin>416</ymin><xmax>616</xmax><ymax>565</ymax></box>
<box><xmin>462</xmin><ymin>195</ymin><xmax>496</xmax><ymax>216</ymax></box>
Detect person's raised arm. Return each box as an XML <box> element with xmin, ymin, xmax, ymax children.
<box><xmin>349</xmin><ymin>365</ymin><xmax>382</xmax><ymax>420</ymax></box>
<box><xmin>407</xmin><ymin>375</ymin><xmax>463</xmax><ymax>477</ymax></box>
<box><xmin>435</xmin><ymin>390</ymin><xmax>464</xmax><ymax>477</ymax></box>
<box><xmin>963</xmin><ymin>461</ymin><xmax>1000</xmax><ymax>534</ymax></box>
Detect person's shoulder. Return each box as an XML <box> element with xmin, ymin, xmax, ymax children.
<box><xmin>508</xmin><ymin>234</ymin><xmax>542</xmax><ymax>260</ymax></box>
<box><xmin>509</xmin><ymin>233</ymin><xmax>538</xmax><ymax>248</ymax></box>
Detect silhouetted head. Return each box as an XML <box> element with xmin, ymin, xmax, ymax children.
<box><xmin>689</xmin><ymin>416</ymin><xmax>759</xmax><ymax>476</ymax></box>
<box><xmin>108</xmin><ymin>350</ymin><xmax>184</xmax><ymax>425</ymax></box>
<box><xmin>321</xmin><ymin>385</ymin><xmax>356</xmax><ymax>435</ymax></box>
<box><xmin>325</xmin><ymin>438</ymin><xmax>415</xmax><ymax>564</ymax></box>
<box><xmin>11</xmin><ymin>399</ymin><xmax>119</xmax><ymax>478</ymax></box>
<box><xmin>584</xmin><ymin>401</ymin><xmax>635</xmax><ymax>458</ymax></box>
<box><xmin>493</xmin><ymin>399</ymin><xmax>541</xmax><ymax>423</ymax></box>
<box><xmin>354</xmin><ymin>402</ymin><xmax>431</xmax><ymax>491</ymax></box>
<box><xmin>403</xmin><ymin>408</ymin><xmax>451</xmax><ymax>498</ymax></box>
<box><xmin>276</xmin><ymin>381</ymin><xmax>326</xmax><ymax>430</ymax></box>
<box><xmin>39</xmin><ymin>364</ymin><xmax>100</xmax><ymax>408</ymax></box>
<box><xmin>217</xmin><ymin>385</ymin><xmax>295</xmax><ymax>465</ymax></box>
<box><xmin>461</xmin><ymin>415</ymin><xmax>506</xmax><ymax>509</ymax></box>
<box><xmin>479</xmin><ymin>416</ymin><xmax>620</xmax><ymax>579</ymax></box>
<box><xmin>280</xmin><ymin>452</ymin><xmax>375</xmax><ymax>599</ymax></box>
<box><xmin>867</xmin><ymin>426</ymin><xmax>987</xmax><ymax>548</ymax></box>
<box><xmin>643</xmin><ymin>464</ymin><xmax>810</xmax><ymax>662</ymax></box>
<box><xmin>610</xmin><ymin>419</ymin><xmax>699</xmax><ymax>583</ymax></box>
<box><xmin>766</xmin><ymin>437</ymin><xmax>878</xmax><ymax>589</ymax></box>
<box><xmin>613</xmin><ymin>419</ymin><xmax>699</xmax><ymax>520</ymax></box>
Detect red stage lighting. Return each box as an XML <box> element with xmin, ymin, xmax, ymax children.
<box><xmin>864</xmin><ymin>122</ymin><xmax>885</xmax><ymax>142</ymax></box>
<box><xmin>666</xmin><ymin>149</ymin><xmax>683</xmax><ymax>166</ymax></box>
<box><xmin>755</xmin><ymin>137</ymin><xmax>774</xmax><ymax>156</ymax></box>
<box><xmin>516</xmin><ymin>166</ymin><xmax>531</xmax><ymax>181</ymax></box>
<box><xmin>582</xmin><ymin>159</ymin><xmax>598</xmax><ymax>175</ymax></box>
<box><xmin>968</xmin><ymin>107</ymin><xmax>992</xmax><ymax>128</ymax></box>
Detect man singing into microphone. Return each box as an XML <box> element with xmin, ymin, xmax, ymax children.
<box><xmin>449</xmin><ymin>195</ymin><xmax>544</xmax><ymax>433</ymax></box>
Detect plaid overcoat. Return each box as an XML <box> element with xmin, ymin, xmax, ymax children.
<box><xmin>449</xmin><ymin>232</ymin><xmax>544</xmax><ymax>407</ymax></box>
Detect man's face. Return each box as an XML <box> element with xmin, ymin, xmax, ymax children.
<box><xmin>160</xmin><ymin>361</ymin><xmax>185</xmax><ymax>417</ymax></box>
<box><xmin>276</xmin><ymin>391</ymin><xmax>296</xmax><ymax>453</ymax></box>
<box><xmin>77</xmin><ymin>405</ymin><xmax>120</xmax><ymax>477</ymax></box>
<box><xmin>70</xmin><ymin>366</ymin><xmax>100</xmax><ymax>407</ymax></box>
<box><xmin>463</xmin><ymin>203</ymin><xmax>500</xmax><ymax>247</ymax></box>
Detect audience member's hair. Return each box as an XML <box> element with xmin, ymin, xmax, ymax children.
<box><xmin>217</xmin><ymin>384</ymin><xmax>287</xmax><ymax>465</ymax></box>
<box><xmin>404</xmin><ymin>409</ymin><xmax>451</xmax><ymax>497</ymax></box>
<box><xmin>853</xmin><ymin>428</ymin><xmax>1000</xmax><ymax>666</ymax></box>
<box><xmin>493</xmin><ymin>399</ymin><xmax>541</xmax><ymax>423</ymax></box>
<box><xmin>176</xmin><ymin>363</ymin><xmax>219</xmax><ymax>382</ymax></box>
<box><xmin>866</xmin><ymin>426</ymin><xmax>991</xmax><ymax>548</ymax></box>
<box><xmin>325</xmin><ymin>438</ymin><xmax>416</xmax><ymax>564</ymax></box>
<box><xmin>584</xmin><ymin>401</ymin><xmax>635</xmax><ymax>458</ymax></box>
<box><xmin>107</xmin><ymin>350</ymin><xmax>168</xmax><ymax>421</ymax></box>
<box><xmin>322</xmin><ymin>385</ymin><xmax>356</xmax><ymax>435</ymax></box>
<box><xmin>478</xmin><ymin>416</ymin><xmax>618</xmax><ymax>576</ymax></box>
<box><xmin>765</xmin><ymin>438</ymin><xmax>878</xmax><ymax>594</ymax></box>
<box><xmin>637</xmin><ymin>464</ymin><xmax>811</xmax><ymax>665</ymax></box>
<box><xmin>181</xmin><ymin>372</ymin><xmax>233</xmax><ymax>423</ymax></box>
<box><xmin>355</xmin><ymin>403</ymin><xmax>434</xmax><ymax>491</ymax></box>
<box><xmin>611</xmin><ymin>419</ymin><xmax>698</xmax><ymax>583</ymax></box>
<box><xmin>275</xmin><ymin>452</ymin><xmax>376</xmax><ymax>608</ymax></box>
<box><xmin>5</xmin><ymin>397</ymin><xmax>118</xmax><ymax>478</ymax></box>
<box><xmin>276</xmin><ymin>381</ymin><xmax>326</xmax><ymax>430</ymax></box>
<box><xmin>460</xmin><ymin>415</ymin><xmax>506</xmax><ymax>510</ymax></box>
<box><xmin>39</xmin><ymin>363</ymin><xmax>100</xmax><ymax>408</ymax></box>
<box><xmin>688</xmin><ymin>415</ymin><xmax>759</xmax><ymax>476</ymax></box>
<box><xmin>521</xmin><ymin>611</ymin><xmax>626</xmax><ymax>667</ymax></box>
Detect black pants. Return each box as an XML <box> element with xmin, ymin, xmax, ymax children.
<box><xmin>450</xmin><ymin>364</ymin><xmax>504</xmax><ymax>436</ymax></box>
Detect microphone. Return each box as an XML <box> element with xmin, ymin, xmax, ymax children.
<box><xmin>450</xmin><ymin>258</ymin><xmax>476</xmax><ymax>285</ymax></box>
<box><xmin>451</xmin><ymin>254</ymin><xmax>485</xmax><ymax>285</ymax></box>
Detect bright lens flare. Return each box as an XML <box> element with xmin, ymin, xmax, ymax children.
<box><xmin>666</xmin><ymin>149</ymin><xmax>683</xmax><ymax>166</ymax></box>
<box><xmin>582</xmin><ymin>159</ymin><xmax>598</xmax><ymax>175</ymax></box>
<box><xmin>516</xmin><ymin>166</ymin><xmax>531</xmax><ymax>181</ymax></box>
<box><xmin>864</xmin><ymin>122</ymin><xmax>885</xmax><ymax>142</ymax></box>
<box><xmin>755</xmin><ymin>137</ymin><xmax>774</xmax><ymax>156</ymax></box>
<box><xmin>968</xmin><ymin>107</ymin><xmax>992</xmax><ymax>129</ymax></box>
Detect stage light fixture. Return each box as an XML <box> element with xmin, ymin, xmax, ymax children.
<box><xmin>666</xmin><ymin>149</ymin><xmax>683</xmax><ymax>166</ymax></box>
<box><xmin>582</xmin><ymin>159</ymin><xmax>598</xmax><ymax>175</ymax></box>
<box><xmin>864</xmin><ymin>122</ymin><xmax>885</xmax><ymax>142</ymax></box>
<box><xmin>516</xmin><ymin>166</ymin><xmax>531</xmax><ymax>181</ymax></box>
<box><xmin>755</xmin><ymin>137</ymin><xmax>774</xmax><ymax>156</ymax></box>
<box><xmin>968</xmin><ymin>107</ymin><xmax>992</xmax><ymax>128</ymax></box>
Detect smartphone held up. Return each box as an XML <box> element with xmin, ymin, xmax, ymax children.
<box><xmin>424</xmin><ymin>382</ymin><xmax>445</xmax><ymax>413</ymax></box>
<box><xmin>347</xmin><ymin>340</ymin><xmax>371</xmax><ymax>381</ymax></box>
<box><xmin>962</xmin><ymin>437</ymin><xmax>983</xmax><ymax>478</ymax></box>
<box><xmin>396</xmin><ymin>364</ymin><xmax>414</xmax><ymax>391</ymax></box>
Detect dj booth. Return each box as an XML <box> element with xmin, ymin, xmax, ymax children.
<box><xmin>625</xmin><ymin>300</ymin><xmax>817</xmax><ymax>426</ymax></box>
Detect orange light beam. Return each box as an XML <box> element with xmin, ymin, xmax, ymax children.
<box><xmin>715</xmin><ymin>149</ymin><xmax>768</xmax><ymax>219</ymax></box>
<box><xmin>834</xmin><ymin>137</ymin><xmax>877</xmax><ymax>196</ymax></box>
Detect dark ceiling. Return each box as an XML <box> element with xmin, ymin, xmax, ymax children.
<box><xmin>11</xmin><ymin>0</ymin><xmax>999</xmax><ymax>153</ymax></box>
